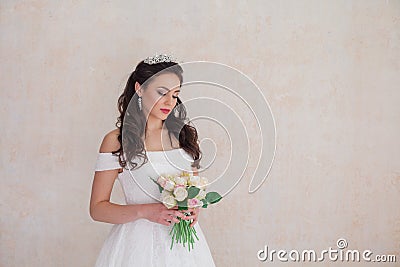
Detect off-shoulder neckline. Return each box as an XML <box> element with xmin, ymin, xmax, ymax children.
<box><xmin>98</xmin><ymin>148</ymin><xmax>184</xmax><ymax>154</ymax></box>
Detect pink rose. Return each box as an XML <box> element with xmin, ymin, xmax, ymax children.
<box><xmin>157</xmin><ymin>176</ymin><xmax>167</xmax><ymax>188</ymax></box>
<box><xmin>188</xmin><ymin>198</ymin><xmax>201</xmax><ymax>208</ymax></box>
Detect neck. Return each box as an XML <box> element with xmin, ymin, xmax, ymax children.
<box><xmin>145</xmin><ymin>114</ymin><xmax>164</xmax><ymax>131</ymax></box>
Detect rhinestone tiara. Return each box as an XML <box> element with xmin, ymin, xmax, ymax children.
<box><xmin>143</xmin><ymin>53</ymin><xmax>177</xmax><ymax>65</ymax></box>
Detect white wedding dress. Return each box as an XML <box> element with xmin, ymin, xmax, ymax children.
<box><xmin>93</xmin><ymin>148</ymin><xmax>216</xmax><ymax>267</ymax></box>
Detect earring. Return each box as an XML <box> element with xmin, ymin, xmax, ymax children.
<box><xmin>138</xmin><ymin>96</ymin><xmax>142</xmax><ymax>111</ymax></box>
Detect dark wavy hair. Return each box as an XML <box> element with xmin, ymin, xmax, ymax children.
<box><xmin>112</xmin><ymin>60</ymin><xmax>201</xmax><ymax>170</ymax></box>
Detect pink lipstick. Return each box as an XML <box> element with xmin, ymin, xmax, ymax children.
<box><xmin>160</xmin><ymin>108</ymin><xmax>170</xmax><ymax>114</ymax></box>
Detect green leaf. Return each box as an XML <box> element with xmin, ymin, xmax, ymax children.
<box><xmin>201</xmin><ymin>199</ymin><xmax>208</xmax><ymax>208</ymax></box>
<box><xmin>177</xmin><ymin>200</ymin><xmax>188</xmax><ymax>210</ymax></box>
<box><xmin>187</xmin><ymin>186</ymin><xmax>200</xmax><ymax>199</ymax></box>
<box><xmin>205</xmin><ymin>192</ymin><xmax>222</xmax><ymax>204</ymax></box>
<box><xmin>150</xmin><ymin>177</ymin><xmax>163</xmax><ymax>193</ymax></box>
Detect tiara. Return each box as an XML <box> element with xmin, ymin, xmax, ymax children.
<box><xmin>143</xmin><ymin>53</ymin><xmax>176</xmax><ymax>65</ymax></box>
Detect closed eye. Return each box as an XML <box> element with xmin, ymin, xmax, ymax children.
<box><xmin>158</xmin><ymin>91</ymin><xmax>179</xmax><ymax>98</ymax></box>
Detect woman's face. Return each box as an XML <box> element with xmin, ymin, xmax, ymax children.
<box><xmin>135</xmin><ymin>72</ymin><xmax>181</xmax><ymax>121</ymax></box>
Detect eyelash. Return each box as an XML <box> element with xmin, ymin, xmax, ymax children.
<box><xmin>158</xmin><ymin>92</ymin><xmax>178</xmax><ymax>99</ymax></box>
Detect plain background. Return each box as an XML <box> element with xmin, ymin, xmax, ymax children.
<box><xmin>1</xmin><ymin>1</ymin><xmax>399</xmax><ymax>266</ymax></box>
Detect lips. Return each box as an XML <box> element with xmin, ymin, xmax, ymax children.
<box><xmin>160</xmin><ymin>108</ymin><xmax>170</xmax><ymax>114</ymax></box>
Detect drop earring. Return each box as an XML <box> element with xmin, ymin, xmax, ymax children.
<box><xmin>138</xmin><ymin>96</ymin><xmax>142</xmax><ymax>111</ymax></box>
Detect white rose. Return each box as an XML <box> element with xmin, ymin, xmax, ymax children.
<box><xmin>189</xmin><ymin>175</ymin><xmax>200</xmax><ymax>187</ymax></box>
<box><xmin>182</xmin><ymin>175</ymin><xmax>189</xmax><ymax>184</ymax></box>
<box><xmin>174</xmin><ymin>176</ymin><xmax>187</xmax><ymax>186</ymax></box>
<box><xmin>164</xmin><ymin>180</ymin><xmax>175</xmax><ymax>191</ymax></box>
<box><xmin>173</xmin><ymin>186</ymin><xmax>188</xmax><ymax>202</ymax></box>
<box><xmin>162</xmin><ymin>194</ymin><xmax>177</xmax><ymax>209</ymax></box>
<box><xmin>195</xmin><ymin>189</ymin><xmax>206</xmax><ymax>200</ymax></box>
<box><xmin>161</xmin><ymin>190</ymin><xmax>172</xmax><ymax>199</ymax></box>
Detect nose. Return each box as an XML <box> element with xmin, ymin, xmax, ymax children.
<box><xmin>164</xmin><ymin>94</ymin><xmax>174</xmax><ymax>106</ymax></box>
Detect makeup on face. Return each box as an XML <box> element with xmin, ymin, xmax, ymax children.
<box><xmin>141</xmin><ymin>73</ymin><xmax>181</xmax><ymax>119</ymax></box>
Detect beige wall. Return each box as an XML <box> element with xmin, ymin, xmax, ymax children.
<box><xmin>1</xmin><ymin>1</ymin><xmax>399</xmax><ymax>266</ymax></box>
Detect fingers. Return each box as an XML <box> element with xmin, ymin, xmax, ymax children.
<box><xmin>162</xmin><ymin>206</ymin><xmax>201</xmax><ymax>227</ymax></box>
<box><xmin>163</xmin><ymin>216</ymin><xmax>172</xmax><ymax>226</ymax></box>
<box><xmin>171</xmin><ymin>216</ymin><xmax>180</xmax><ymax>224</ymax></box>
<box><xmin>156</xmin><ymin>204</ymin><xmax>189</xmax><ymax>226</ymax></box>
<box><xmin>164</xmin><ymin>211</ymin><xmax>184</xmax><ymax>225</ymax></box>
<box><xmin>182</xmin><ymin>208</ymin><xmax>195</xmax><ymax>213</ymax></box>
<box><xmin>164</xmin><ymin>218</ymin><xmax>178</xmax><ymax>226</ymax></box>
<box><xmin>190</xmin><ymin>208</ymin><xmax>200</xmax><ymax>227</ymax></box>
<box><xmin>183</xmin><ymin>207</ymin><xmax>200</xmax><ymax>218</ymax></box>
<box><xmin>183</xmin><ymin>207</ymin><xmax>200</xmax><ymax>227</ymax></box>
<box><xmin>171</xmin><ymin>210</ymin><xmax>186</xmax><ymax>219</ymax></box>
<box><xmin>190</xmin><ymin>216</ymin><xmax>198</xmax><ymax>228</ymax></box>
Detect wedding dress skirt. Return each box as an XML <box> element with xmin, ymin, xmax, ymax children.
<box><xmin>93</xmin><ymin>148</ymin><xmax>216</xmax><ymax>267</ymax></box>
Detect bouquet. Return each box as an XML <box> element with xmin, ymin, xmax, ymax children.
<box><xmin>150</xmin><ymin>171</ymin><xmax>222</xmax><ymax>251</ymax></box>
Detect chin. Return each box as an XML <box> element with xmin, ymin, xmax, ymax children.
<box><xmin>156</xmin><ymin>114</ymin><xmax>169</xmax><ymax>121</ymax></box>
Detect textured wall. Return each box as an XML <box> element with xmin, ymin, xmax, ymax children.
<box><xmin>1</xmin><ymin>1</ymin><xmax>399</xmax><ymax>266</ymax></box>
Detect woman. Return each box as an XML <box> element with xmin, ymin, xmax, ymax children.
<box><xmin>89</xmin><ymin>54</ymin><xmax>216</xmax><ymax>266</ymax></box>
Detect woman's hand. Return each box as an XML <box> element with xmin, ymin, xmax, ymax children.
<box><xmin>142</xmin><ymin>203</ymin><xmax>187</xmax><ymax>226</ymax></box>
<box><xmin>182</xmin><ymin>207</ymin><xmax>200</xmax><ymax>227</ymax></box>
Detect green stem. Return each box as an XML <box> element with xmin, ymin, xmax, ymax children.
<box><xmin>168</xmin><ymin>213</ymin><xmax>200</xmax><ymax>251</ymax></box>
<box><xmin>193</xmin><ymin>228</ymin><xmax>199</xmax><ymax>241</ymax></box>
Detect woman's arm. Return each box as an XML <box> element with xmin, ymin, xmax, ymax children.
<box><xmin>89</xmin><ymin>168</ymin><xmax>145</xmax><ymax>224</ymax></box>
<box><xmin>89</xmin><ymin>130</ymin><xmax>186</xmax><ymax>225</ymax></box>
<box><xmin>89</xmin><ymin>130</ymin><xmax>144</xmax><ymax>224</ymax></box>
<box><xmin>89</xmin><ymin>169</ymin><xmax>187</xmax><ymax>225</ymax></box>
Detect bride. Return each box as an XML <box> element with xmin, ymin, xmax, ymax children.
<box><xmin>89</xmin><ymin>54</ymin><xmax>216</xmax><ymax>266</ymax></box>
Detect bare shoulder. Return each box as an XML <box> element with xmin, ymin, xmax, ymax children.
<box><xmin>99</xmin><ymin>128</ymin><xmax>121</xmax><ymax>153</ymax></box>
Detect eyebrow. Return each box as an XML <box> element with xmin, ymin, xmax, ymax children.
<box><xmin>157</xmin><ymin>86</ymin><xmax>180</xmax><ymax>93</ymax></box>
